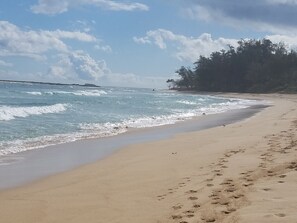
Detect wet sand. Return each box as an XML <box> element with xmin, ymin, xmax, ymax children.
<box><xmin>1</xmin><ymin>93</ymin><xmax>297</xmax><ymax>223</ymax></box>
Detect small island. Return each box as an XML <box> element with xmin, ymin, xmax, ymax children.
<box><xmin>0</xmin><ymin>80</ymin><xmax>100</xmax><ymax>88</ymax></box>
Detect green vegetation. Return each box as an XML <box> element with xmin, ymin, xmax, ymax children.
<box><xmin>167</xmin><ymin>39</ymin><xmax>297</xmax><ymax>93</ymax></box>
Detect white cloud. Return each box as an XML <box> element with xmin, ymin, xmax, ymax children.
<box><xmin>70</xmin><ymin>51</ymin><xmax>110</xmax><ymax>80</ymax></box>
<box><xmin>133</xmin><ymin>36</ymin><xmax>151</xmax><ymax>44</ymax></box>
<box><xmin>0</xmin><ymin>60</ymin><xmax>13</xmax><ymax>67</ymax></box>
<box><xmin>95</xmin><ymin>44</ymin><xmax>112</xmax><ymax>53</ymax></box>
<box><xmin>49</xmin><ymin>30</ymin><xmax>97</xmax><ymax>42</ymax></box>
<box><xmin>74</xmin><ymin>20</ymin><xmax>93</xmax><ymax>33</ymax></box>
<box><xmin>48</xmin><ymin>51</ymin><xmax>110</xmax><ymax>81</ymax></box>
<box><xmin>0</xmin><ymin>21</ymin><xmax>116</xmax><ymax>82</ymax></box>
<box><xmin>134</xmin><ymin>29</ymin><xmax>238</xmax><ymax>62</ymax></box>
<box><xmin>31</xmin><ymin>0</ymin><xmax>149</xmax><ymax>15</ymax></box>
<box><xmin>0</xmin><ymin>21</ymin><xmax>97</xmax><ymax>59</ymax></box>
<box><xmin>31</xmin><ymin>0</ymin><xmax>69</xmax><ymax>14</ymax></box>
<box><xmin>265</xmin><ymin>34</ymin><xmax>297</xmax><ymax>50</ymax></box>
<box><xmin>47</xmin><ymin>52</ymin><xmax>165</xmax><ymax>88</ymax></box>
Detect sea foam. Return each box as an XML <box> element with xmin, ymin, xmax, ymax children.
<box><xmin>26</xmin><ymin>91</ymin><xmax>42</xmax><ymax>95</ymax></box>
<box><xmin>46</xmin><ymin>90</ymin><xmax>107</xmax><ymax>97</ymax></box>
<box><xmin>0</xmin><ymin>103</ymin><xmax>68</xmax><ymax>121</ymax></box>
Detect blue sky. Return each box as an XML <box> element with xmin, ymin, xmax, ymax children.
<box><xmin>0</xmin><ymin>0</ymin><xmax>297</xmax><ymax>88</ymax></box>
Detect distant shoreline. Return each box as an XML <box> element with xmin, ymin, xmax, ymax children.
<box><xmin>0</xmin><ymin>79</ymin><xmax>100</xmax><ymax>88</ymax></box>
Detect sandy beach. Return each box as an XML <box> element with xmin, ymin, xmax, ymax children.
<box><xmin>0</xmin><ymin>93</ymin><xmax>297</xmax><ymax>223</ymax></box>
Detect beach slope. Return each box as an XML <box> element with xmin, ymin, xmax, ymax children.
<box><xmin>0</xmin><ymin>94</ymin><xmax>297</xmax><ymax>223</ymax></box>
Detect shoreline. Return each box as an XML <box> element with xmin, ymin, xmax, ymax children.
<box><xmin>0</xmin><ymin>96</ymin><xmax>266</xmax><ymax>190</ymax></box>
<box><xmin>0</xmin><ymin>92</ymin><xmax>258</xmax><ymax>157</ymax></box>
<box><xmin>0</xmin><ymin>93</ymin><xmax>297</xmax><ymax>223</ymax></box>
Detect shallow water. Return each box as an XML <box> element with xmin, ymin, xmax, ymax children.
<box><xmin>0</xmin><ymin>81</ymin><xmax>259</xmax><ymax>156</ymax></box>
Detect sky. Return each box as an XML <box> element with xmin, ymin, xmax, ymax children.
<box><xmin>0</xmin><ymin>0</ymin><xmax>297</xmax><ymax>88</ymax></box>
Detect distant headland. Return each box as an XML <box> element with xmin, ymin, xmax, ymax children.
<box><xmin>0</xmin><ymin>79</ymin><xmax>100</xmax><ymax>88</ymax></box>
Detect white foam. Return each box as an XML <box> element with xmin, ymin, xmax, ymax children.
<box><xmin>46</xmin><ymin>90</ymin><xmax>107</xmax><ymax>97</ymax></box>
<box><xmin>26</xmin><ymin>91</ymin><xmax>42</xmax><ymax>95</ymax></box>
<box><xmin>0</xmin><ymin>96</ymin><xmax>263</xmax><ymax>156</ymax></box>
<box><xmin>73</xmin><ymin>90</ymin><xmax>107</xmax><ymax>96</ymax></box>
<box><xmin>0</xmin><ymin>125</ymin><xmax>127</xmax><ymax>156</ymax></box>
<box><xmin>0</xmin><ymin>103</ymin><xmax>68</xmax><ymax>121</ymax></box>
<box><xmin>177</xmin><ymin>100</ymin><xmax>198</xmax><ymax>105</ymax></box>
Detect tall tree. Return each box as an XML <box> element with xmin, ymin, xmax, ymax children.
<box><xmin>169</xmin><ymin>38</ymin><xmax>297</xmax><ymax>93</ymax></box>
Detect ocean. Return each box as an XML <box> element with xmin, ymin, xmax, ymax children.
<box><xmin>0</xmin><ymin>81</ymin><xmax>258</xmax><ymax>157</ymax></box>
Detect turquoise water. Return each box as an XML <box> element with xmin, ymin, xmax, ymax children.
<box><xmin>0</xmin><ymin>81</ymin><xmax>257</xmax><ymax>156</ymax></box>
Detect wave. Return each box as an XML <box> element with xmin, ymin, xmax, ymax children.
<box><xmin>0</xmin><ymin>126</ymin><xmax>127</xmax><ymax>156</ymax></box>
<box><xmin>0</xmin><ymin>103</ymin><xmax>68</xmax><ymax>121</ymax></box>
<box><xmin>0</xmin><ymin>97</ymin><xmax>262</xmax><ymax>156</ymax></box>
<box><xmin>46</xmin><ymin>90</ymin><xmax>107</xmax><ymax>97</ymax></box>
<box><xmin>26</xmin><ymin>91</ymin><xmax>42</xmax><ymax>95</ymax></box>
<box><xmin>73</xmin><ymin>90</ymin><xmax>107</xmax><ymax>96</ymax></box>
<box><xmin>77</xmin><ymin>102</ymin><xmax>237</xmax><ymax>135</ymax></box>
<box><xmin>177</xmin><ymin>100</ymin><xmax>198</xmax><ymax>105</ymax></box>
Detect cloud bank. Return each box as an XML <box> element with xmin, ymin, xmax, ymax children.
<box><xmin>0</xmin><ymin>21</ymin><xmax>162</xmax><ymax>87</ymax></box>
<box><xmin>183</xmin><ymin>0</ymin><xmax>297</xmax><ymax>34</ymax></box>
<box><xmin>135</xmin><ymin>28</ymin><xmax>297</xmax><ymax>63</ymax></box>
<box><xmin>134</xmin><ymin>29</ymin><xmax>238</xmax><ymax>62</ymax></box>
<box><xmin>31</xmin><ymin>0</ymin><xmax>149</xmax><ymax>15</ymax></box>
<box><xmin>0</xmin><ymin>21</ymin><xmax>96</xmax><ymax>59</ymax></box>
<box><xmin>0</xmin><ymin>21</ymin><xmax>110</xmax><ymax>81</ymax></box>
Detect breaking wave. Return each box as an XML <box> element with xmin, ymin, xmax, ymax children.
<box><xmin>0</xmin><ymin>103</ymin><xmax>68</xmax><ymax>121</ymax></box>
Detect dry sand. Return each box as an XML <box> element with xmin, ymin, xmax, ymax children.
<box><xmin>0</xmin><ymin>93</ymin><xmax>297</xmax><ymax>223</ymax></box>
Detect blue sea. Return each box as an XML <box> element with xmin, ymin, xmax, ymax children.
<box><xmin>0</xmin><ymin>81</ymin><xmax>258</xmax><ymax>156</ymax></box>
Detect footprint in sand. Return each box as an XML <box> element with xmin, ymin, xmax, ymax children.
<box><xmin>220</xmin><ymin>179</ymin><xmax>233</xmax><ymax>185</ymax></box>
<box><xmin>211</xmin><ymin>200</ymin><xmax>219</xmax><ymax>205</ymax></box>
<box><xmin>157</xmin><ymin>195</ymin><xmax>166</xmax><ymax>200</ymax></box>
<box><xmin>275</xmin><ymin>213</ymin><xmax>286</xmax><ymax>217</ymax></box>
<box><xmin>186</xmin><ymin>214</ymin><xmax>195</xmax><ymax>218</ymax></box>
<box><xmin>263</xmin><ymin>188</ymin><xmax>272</xmax><ymax>191</ymax></box>
<box><xmin>223</xmin><ymin>207</ymin><xmax>236</xmax><ymax>214</ymax></box>
<box><xmin>193</xmin><ymin>204</ymin><xmax>200</xmax><ymax>209</ymax></box>
<box><xmin>186</xmin><ymin>190</ymin><xmax>198</xmax><ymax>194</ymax></box>
<box><xmin>219</xmin><ymin>199</ymin><xmax>229</xmax><ymax>206</ymax></box>
<box><xmin>225</xmin><ymin>187</ymin><xmax>236</xmax><ymax>193</ymax></box>
<box><xmin>202</xmin><ymin>216</ymin><xmax>216</xmax><ymax>223</ymax></box>
<box><xmin>188</xmin><ymin>196</ymin><xmax>198</xmax><ymax>200</ymax></box>
<box><xmin>243</xmin><ymin>182</ymin><xmax>253</xmax><ymax>187</ymax></box>
<box><xmin>171</xmin><ymin>215</ymin><xmax>183</xmax><ymax>220</ymax></box>
<box><xmin>172</xmin><ymin>204</ymin><xmax>182</xmax><ymax>210</ymax></box>
<box><xmin>178</xmin><ymin>182</ymin><xmax>186</xmax><ymax>188</ymax></box>
<box><xmin>183</xmin><ymin>210</ymin><xmax>195</xmax><ymax>214</ymax></box>
<box><xmin>232</xmin><ymin>194</ymin><xmax>244</xmax><ymax>199</ymax></box>
<box><xmin>183</xmin><ymin>177</ymin><xmax>191</xmax><ymax>182</ymax></box>
<box><xmin>267</xmin><ymin>170</ymin><xmax>275</xmax><ymax>177</ymax></box>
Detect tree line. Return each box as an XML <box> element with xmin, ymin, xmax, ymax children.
<box><xmin>167</xmin><ymin>39</ymin><xmax>297</xmax><ymax>93</ymax></box>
